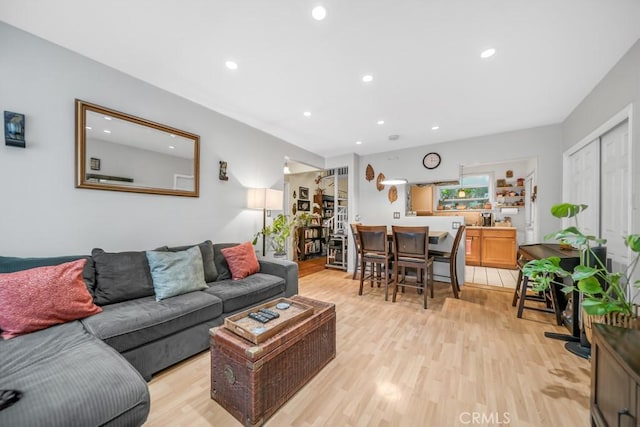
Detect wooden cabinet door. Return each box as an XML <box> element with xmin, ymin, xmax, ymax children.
<box><xmin>481</xmin><ymin>229</ymin><xmax>516</xmax><ymax>268</ymax></box>
<box><xmin>465</xmin><ymin>229</ymin><xmax>481</xmax><ymax>266</ymax></box>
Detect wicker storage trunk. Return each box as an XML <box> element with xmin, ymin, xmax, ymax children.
<box><xmin>210</xmin><ymin>296</ymin><xmax>336</xmax><ymax>426</ymax></box>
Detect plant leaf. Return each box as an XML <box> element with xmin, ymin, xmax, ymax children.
<box><xmin>550</xmin><ymin>203</ymin><xmax>588</xmax><ymax>219</ymax></box>
<box><xmin>625</xmin><ymin>234</ymin><xmax>640</xmax><ymax>253</ymax></box>
<box><xmin>577</xmin><ymin>276</ymin><xmax>604</xmax><ymax>295</ymax></box>
<box><xmin>571</xmin><ymin>265</ymin><xmax>599</xmax><ymax>280</ymax></box>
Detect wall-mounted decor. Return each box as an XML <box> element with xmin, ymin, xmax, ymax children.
<box><xmin>292</xmin><ymin>202</ymin><xmax>297</xmax><ymax>215</ymax></box>
<box><xmin>422</xmin><ymin>152</ymin><xmax>441</xmax><ymax>169</ymax></box>
<box><xmin>4</xmin><ymin>111</ymin><xmax>25</xmax><ymax>148</ymax></box>
<box><xmin>219</xmin><ymin>161</ymin><xmax>229</xmax><ymax>181</ymax></box>
<box><xmin>506</xmin><ymin>169</ymin><xmax>514</xmax><ymax>178</ymax></box>
<box><xmin>365</xmin><ymin>164</ymin><xmax>374</xmax><ymax>181</ymax></box>
<box><xmin>388</xmin><ymin>186</ymin><xmax>398</xmax><ymax>203</ymax></box>
<box><xmin>297</xmin><ymin>200</ymin><xmax>310</xmax><ymax>211</ymax></box>
<box><xmin>292</xmin><ymin>190</ymin><xmax>297</xmax><ymax>199</ymax></box>
<box><xmin>376</xmin><ymin>173</ymin><xmax>385</xmax><ymax>191</ymax></box>
<box><xmin>75</xmin><ymin>100</ymin><xmax>200</xmax><ymax>197</ymax></box>
<box><xmin>90</xmin><ymin>157</ymin><xmax>101</xmax><ymax>171</ymax></box>
<box><xmin>299</xmin><ymin>187</ymin><xmax>309</xmax><ymax>200</ymax></box>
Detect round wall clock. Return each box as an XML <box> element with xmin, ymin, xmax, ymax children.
<box><xmin>423</xmin><ymin>152</ymin><xmax>441</xmax><ymax>169</ymax></box>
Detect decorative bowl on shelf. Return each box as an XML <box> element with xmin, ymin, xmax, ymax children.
<box><xmin>456</xmin><ymin>204</ymin><xmax>467</xmax><ymax>210</ymax></box>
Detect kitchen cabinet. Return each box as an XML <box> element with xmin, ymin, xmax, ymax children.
<box><xmin>591</xmin><ymin>324</ymin><xmax>640</xmax><ymax>427</ymax></box>
<box><xmin>409</xmin><ymin>185</ymin><xmax>434</xmax><ymax>215</ymax></box>
<box><xmin>481</xmin><ymin>228</ymin><xmax>517</xmax><ymax>268</ymax></box>
<box><xmin>465</xmin><ymin>228</ymin><xmax>481</xmax><ymax>266</ymax></box>
<box><xmin>465</xmin><ymin>227</ymin><xmax>517</xmax><ymax>268</ymax></box>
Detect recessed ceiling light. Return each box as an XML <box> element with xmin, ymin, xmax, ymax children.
<box><xmin>377</xmin><ymin>120</ymin><xmax>385</xmax><ymax>125</ymax></box>
<box><xmin>303</xmin><ymin>111</ymin><xmax>311</xmax><ymax>117</ymax></box>
<box><xmin>85</xmin><ymin>126</ymin><xmax>92</xmax><ymax>130</ymax></box>
<box><xmin>431</xmin><ymin>125</ymin><xmax>440</xmax><ymax>130</ymax></box>
<box><xmin>169</xmin><ymin>145</ymin><xmax>175</xmax><ymax>149</ymax></box>
<box><xmin>104</xmin><ymin>116</ymin><xmax>112</xmax><ymax>121</ymax></box>
<box><xmin>103</xmin><ymin>130</ymin><xmax>111</xmax><ymax>134</ymax></box>
<box><xmin>311</xmin><ymin>5</ymin><xmax>327</xmax><ymax>21</ymax></box>
<box><xmin>225</xmin><ymin>60</ymin><xmax>238</xmax><ymax>70</ymax></box>
<box><xmin>355</xmin><ymin>140</ymin><xmax>363</xmax><ymax>145</ymax></box>
<box><xmin>480</xmin><ymin>48</ymin><xmax>496</xmax><ymax>59</ymax></box>
<box><xmin>362</xmin><ymin>74</ymin><xmax>373</xmax><ymax>83</ymax></box>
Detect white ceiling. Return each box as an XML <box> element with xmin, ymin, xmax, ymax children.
<box><xmin>2</xmin><ymin>1</ymin><xmax>640</xmax><ymax>157</ymax></box>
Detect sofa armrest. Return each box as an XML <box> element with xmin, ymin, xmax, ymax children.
<box><xmin>259</xmin><ymin>258</ymin><xmax>298</xmax><ymax>297</ymax></box>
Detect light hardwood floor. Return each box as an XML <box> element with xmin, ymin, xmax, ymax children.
<box><xmin>146</xmin><ymin>271</ymin><xmax>590</xmax><ymax>426</ymax></box>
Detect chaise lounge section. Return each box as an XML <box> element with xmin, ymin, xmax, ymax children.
<box><xmin>0</xmin><ymin>241</ymin><xmax>298</xmax><ymax>426</ymax></box>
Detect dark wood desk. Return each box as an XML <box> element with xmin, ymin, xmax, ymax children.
<box><xmin>518</xmin><ymin>244</ymin><xmax>581</xmax><ymax>337</ymax></box>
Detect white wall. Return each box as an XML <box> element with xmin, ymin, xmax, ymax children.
<box><xmin>356</xmin><ymin>125</ymin><xmax>564</xmax><ymax>242</ymax></box>
<box><xmin>0</xmin><ymin>23</ymin><xmax>322</xmax><ymax>256</ymax></box>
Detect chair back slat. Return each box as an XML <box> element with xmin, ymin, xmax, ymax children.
<box><xmin>449</xmin><ymin>225</ymin><xmax>466</xmax><ymax>265</ymax></box>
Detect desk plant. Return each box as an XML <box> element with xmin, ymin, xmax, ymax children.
<box><xmin>252</xmin><ymin>214</ymin><xmax>294</xmax><ymax>256</ymax></box>
<box><xmin>523</xmin><ymin>203</ymin><xmax>640</xmax><ymax>328</ymax></box>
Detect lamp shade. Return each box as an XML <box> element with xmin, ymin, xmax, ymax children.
<box><xmin>247</xmin><ymin>188</ymin><xmax>283</xmax><ymax>210</ymax></box>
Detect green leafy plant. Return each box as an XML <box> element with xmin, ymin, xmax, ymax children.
<box><xmin>252</xmin><ymin>214</ymin><xmax>294</xmax><ymax>255</ymax></box>
<box><xmin>523</xmin><ymin>203</ymin><xmax>640</xmax><ymax>316</ymax></box>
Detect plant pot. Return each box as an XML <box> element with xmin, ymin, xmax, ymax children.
<box><xmin>583</xmin><ymin>304</ymin><xmax>640</xmax><ymax>343</ymax></box>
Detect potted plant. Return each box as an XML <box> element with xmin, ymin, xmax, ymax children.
<box><xmin>523</xmin><ymin>203</ymin><xmax>640</xmax><ymax>342</ymax></box>
<box><xmin>252</xmin><ymin>214</ymin><xmax>295</xmax><ymax>257</ymax></box>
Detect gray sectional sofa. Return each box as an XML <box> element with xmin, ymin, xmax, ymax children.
<box><xmin>0</xmin><ymin>241</ymin><xmax>298</xmax><ymax>427</ymax></box>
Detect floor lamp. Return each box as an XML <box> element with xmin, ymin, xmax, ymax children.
<box><xmin>247</xmin><ymin>188</ymin><xmax>284</xmax><ymax>256</ymax></box>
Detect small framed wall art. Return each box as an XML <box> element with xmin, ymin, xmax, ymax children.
<box><xmin>297</xmin><ymin>200</ymin><xmax>310</xmax><ymax>211</ymax></box>
<box><xmin>299</xmin><ymin>187</ymin><xmax>309</xmax><ymax>200</ymax></box>
<box><xmin>4</xmin><ymin>111</ymin><xmax>25</xmax><ymax>148</ymax></box>
<box><xmin>90</xmin><ymin>157</ymin><xmax>101</xmax><ymax>171</ymax></box>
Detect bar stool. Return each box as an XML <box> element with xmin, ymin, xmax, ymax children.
<box><xmin>429</xmin><ymin>225</ymin><xmax>465</xmax><ymax>299</ymax></box>
<box><xmin>512</xmin><ymin>255</ymin><xmax>562</xmax><ymax>325</ymax></box>
<box><xmin>391</xmin><ymin>226</ymin><xmax>434</xmax><ymax>309</ymax></box>
<box><xmin>357</xmin><ymin>225</ymin><xmax>394</xmax><ymax>300</ymax></box>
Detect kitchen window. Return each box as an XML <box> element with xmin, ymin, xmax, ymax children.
<box><xmin>437</xmin><ymin>174</ymin><xmax>491</xmax><ymax>211</ymax></box>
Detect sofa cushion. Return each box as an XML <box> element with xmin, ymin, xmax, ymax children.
<box><xmin>0</xmin><ymin>255</ymin><xmax>96</xmax><ymax>296</ymax></box>
<box><xmin>92</xmin><ymin>248</ymin><xmax>155</xmax><ymax>305</ymax></box>
<box><xmin>0</xmin><ymin>259</ymin><xmax>102</xmax><ymax>339</ymax></box>
<box><xmin>146</xmin><ymin>246</ymin><xmax>208</xmax><ymax>301</ymax></box>
<box><xmin>167</xmin><ymin>240</ymin><xmax>218</xmax><ymax>282</ymax></box>
<box><xmin>81</xmin><ymin>291</ymin><xmax>223</xmax><ymax>352</ymax></box>
<box><xmin>221</xmin><ymin>242</ymin><xmax>260</xmax><ymax>280</ymax></box>
<box><xmin>0</xmin><ymin>321</ymin><xmax>149</xmax><ymax>427</ymax></box>
<box><xmin>204</xmin><ymin>273</ymin><xmax>285</xmax><ymax>313</ymax></box>
<box><xmin>213</xmin><ymin>243</ymin><xmax>240</xmax><ymax>281</ymax></box>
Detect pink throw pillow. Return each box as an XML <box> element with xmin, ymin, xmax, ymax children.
<box><xmin>0</xmin><ymin>259</ymin><xmax>102</xmax><ymax>339</ymax></box>
<box><xmin>221</xmin><ymin>242</ymin><xmax>260</xmax><ymax>280</ymax></box>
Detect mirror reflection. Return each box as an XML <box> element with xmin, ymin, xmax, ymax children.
<box><xmin>76</xmin><ymin>100</ymin><xmax>200</xmax><ymax>197</ymax></box>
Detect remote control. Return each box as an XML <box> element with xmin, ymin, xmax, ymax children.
<box><xmin>259</xmin><ymin>308</ymin><xmax>280</xmax><ymax>319</ymax></box>
<box><xmin>248</xmin><ymin>312</ymin><xmax>269</xmax><ymax>323</ymax></box>
<box><xmin>257</xmin><ymin>310</ymin><xmax>276</xmax><ymax>320</ymax></box>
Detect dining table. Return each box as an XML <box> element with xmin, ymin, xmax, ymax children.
<box><xmin>386</xmin><ymin>228</ymin><xmax>449</xmax><ymax>245</ymax></box>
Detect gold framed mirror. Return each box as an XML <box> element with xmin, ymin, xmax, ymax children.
<box><xmin>75</xmin><ymin>99</ymin><xmax>200</xmax><ymax>197</ymax></box>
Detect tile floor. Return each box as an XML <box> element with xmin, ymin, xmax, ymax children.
<box><xmin>465</xmin><ymin>265</ymin><xmax>519</xmax><ymax>288</ymax></box>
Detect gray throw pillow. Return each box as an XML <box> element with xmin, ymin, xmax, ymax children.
<box><xmin>0</xmin><ymin>255</ymin><xmax>96</xmax><ymax>297</ymax></box>
<box><xmin>167</xmin><ymin>240</ymin><xmax>217</xmax><ymax>282</ymax></box>
<box><xmin>146</xmin><ymin>246</ymin><xmax>207</xmax><ymax>301</ymax></box>
<box><xmin>91</xmin><ymin>248</ymin><xmax>155</xmax><ymax>305</ymax></box>
<box><xmin>212</xmin><ymin>243</ymin><xmax>239</xmax><ymax>281</ymax></box>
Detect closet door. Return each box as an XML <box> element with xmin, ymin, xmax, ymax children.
<box><xmin>566</xmin><ymin>139</ymin><xmax>599</xmax><ymax>238</ymax></box>
<box><xmin>600</xmin><ymin>120</ymin><xmax>630</xmax><ymax>274</ymax></box>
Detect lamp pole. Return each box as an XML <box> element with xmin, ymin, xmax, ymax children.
<box><xmin>262</xmin><ymin>207</ymin><xmax>267</xmax><ymax>257</ymax></box>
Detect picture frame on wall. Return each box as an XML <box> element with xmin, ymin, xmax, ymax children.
<box><xmin>90</xmin><ymin>157</ymin><xmax>101</xmax><ymax>171</ymax></box>
<box><xmin>297</xmin><ymin>200</ymin><xmax>310</xmax><ymax>211</ymax></box>
<box><xmin>299</xmin><ymin>187</ymin><xmax>309</xmax><ymax>200</ymax></box>
<box><xmin>4</xmin><ymin>111</ymin><xmax>26</xmax><ymax>148</ymax></box>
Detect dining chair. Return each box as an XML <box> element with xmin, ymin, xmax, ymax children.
<box><xmin>357</xmin><ymin>225</ymin><xmax>394</xmax><ymax>300</ymax></box>
<box><xmin>391</xmin><ymin>226</ymin><xmax>434</xmax><ymax>309</ymax></box>
<box><xmin>350</xmin><ymin>223</ymin><xmax>362</xmax><ymax>280</ymax></box>
<box><xmin>429</xmin><ymin>225</ymin><xmax>465</xmax><ymax>298</ymax></box>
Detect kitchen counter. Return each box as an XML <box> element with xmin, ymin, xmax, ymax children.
<box><xmin>467</xmin><ymin>225</ymin><xmax>516</xmax><ymax>230</ymax></box>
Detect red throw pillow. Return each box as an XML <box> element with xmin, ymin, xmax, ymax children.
<box><xmin>220</xmin><ymin>242</ymin><xmax>260</xmax><ymax>280</ymax></box>
<box><xmin>0</xmin><ymin>259</ymin><xmax>102</xmax><ymax>339</ymax></box>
